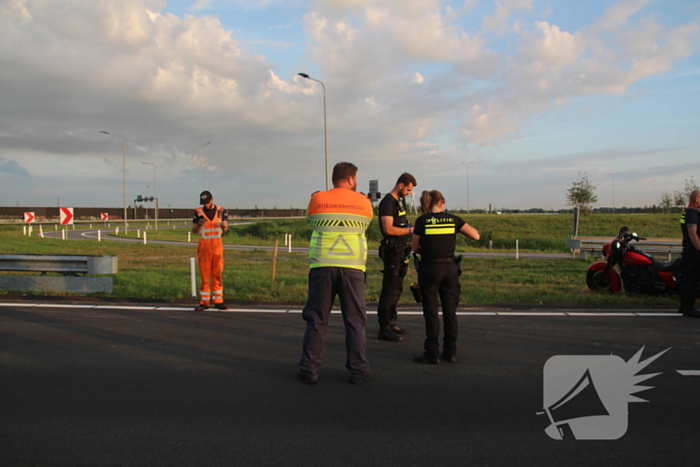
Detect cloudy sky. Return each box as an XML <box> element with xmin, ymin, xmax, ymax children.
<box><xmin>1</xmin><ymin>0</ymin><xmax>699</xmax><ymax>211</ymax></box>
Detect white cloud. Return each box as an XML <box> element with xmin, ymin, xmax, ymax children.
<box><xmin>0</xmin><ymin>0</ymin><xmax>698</xmax><ymax>209</ymax></box>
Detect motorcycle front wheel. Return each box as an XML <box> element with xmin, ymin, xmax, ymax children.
<box><xmin>586</xmin><ymin>269</ymin><xmax>616</xmax><ymax>293</ymax></box>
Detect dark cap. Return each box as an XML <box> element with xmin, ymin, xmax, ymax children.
<box><xmin>199</xmin><ymin>190</ymin><xmax>213</xmax><ymax>205</ymax></box>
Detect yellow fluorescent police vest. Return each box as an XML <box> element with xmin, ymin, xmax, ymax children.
<box><xmin>307</xmin><ymin>188</ymin><xmax>373</xmax><ymax>271</ymax></box>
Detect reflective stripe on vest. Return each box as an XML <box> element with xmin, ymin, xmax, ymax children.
<box><xmin>308</xmin><ymin>213</ymin><xmax>370</xmax><ymax>270</ymax></box>
<box><xmin>196</xmin><ymin>207</ymin><xmax>224</xmax><ymax>240</ymax></box>
<box><xmin>199</xmin><ymin>227</ymin><xmax>222</xmax><ymax>239</ymax></box>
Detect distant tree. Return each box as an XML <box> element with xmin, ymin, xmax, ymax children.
<box><xmin>674</xmin><ymin>191</ymin><xmax>686</xmax><ymax>209</ymax></box>
<box><xmin>660</xmin><ymin>192</ymin><xmax>673</xmax><ymax>214</ymax></box>
<box><xmin>682</xmin><ymin>177</ymin><xmax>700</xmax><ymax>200</ymax></box>
<box><xmin>565</xmin><ymin>172</ymin><xmax>598</xmax><ymax>215</ymax></box>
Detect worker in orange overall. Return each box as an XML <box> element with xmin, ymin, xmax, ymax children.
<box><xmin>192</xmin><ymin>190</ymin><xmax>229</xmax><ymax>312</ymax></box>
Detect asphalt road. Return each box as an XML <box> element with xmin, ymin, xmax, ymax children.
<box><xmin>39</xmin><ymin>225</ymin><xmax>571</xmax><ymax>259</ymax></box>
<box><xmin>2</xmin><ymin>302</ymin><xmax>699</xmax><ymax>466</ymax></box>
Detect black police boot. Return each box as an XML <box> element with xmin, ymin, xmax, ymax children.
<box><xmin>682</xmin><ymin>307</ymin><xmax>700</xmax><ymax>318</ymax></box>
<box><xmin>390</xmin><ymin>325</ymin><xmax>409</xmax><ymax>335</ymax></box>
<box><xmin>378</xmin><ymin>325</ymin><xmax>403</xmax><ymax>342</ymax></box>
<box><xmin>679</xmin><ymin>302</ymin><xmax>700</xmax><ymax>317</ymax></box>
<box><xmin>414</xmin><ymin>352</ymin><xmax>440</xmax><ymax>365</ymax></box>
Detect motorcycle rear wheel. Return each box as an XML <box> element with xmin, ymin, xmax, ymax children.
<box><xmin>586</xmin><ymin>269</ymin><xmax>616</xmax><ymax>293</ymax></box>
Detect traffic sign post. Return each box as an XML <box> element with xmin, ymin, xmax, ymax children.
<box><xmin>59</xmin><ymin>208</ymin><xmax>74</xmax><ymax>225</ymax></box>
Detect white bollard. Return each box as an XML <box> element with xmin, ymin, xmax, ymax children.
<box><xmin>190</xmin><ymin>258</ymin><xmax>198</xmax><ymax>299</ymax></box>
<box><xmin>137</xmin><ymin>229</ymin><xmax>140</xmax><ymax>238</ymax></box>
<box><xmin>515</xmin><ymin>239</ymin><xmax>519</xmax><ymax>260</ymax></box>
<box><xmin>143</xmin><ymin>231</ymin><xmax>147</xmax><ymax>245</ymax></box>
<box><xmin>39</xmin><ymin>225</ymin><xmax>44</xmax><ymax>238</ymax></box>
<box><xmin>54</xmin><ymin>225</ymin><xmax>57</xmax><ymax>231</ymax></box>
<box><xmin>28</xmin><ymin>226</ymin><xmax>32</xmax><ymax>236</ymax></box>
<box><xmin>23</xmin><ymin>225</ymin><xmax>26</xmax><ymax>236</ymax></box>
<box><xmin>288</xmin><ymin>234</ymin><xmax>292</xmax><ymax>253</ymax></box>
<box><xmin>98</xmin><ymin>230</ymin><xmax>101</xmax><ymax>242</ymax></box>
<box><xmin>284</xmin><ymin>233</ymin><xmax>288</xmax><ymax>246</ymax></box>
<box><xmin>62</xmin><ymin>229</ymin><xmax>66</xmax><ymax>240</ymax></box>
<box><xmin>489</xmin><ymin>240</ymin><xmax>492</xmax><ymax>250</ymax></box>
<box><xmin>115</xmin><ymin>226</ymin><xmax>119</xmax><ymax>235</ymax></box>
<box><xmin>90</xmin><ymin>224</ymin><xmax>92</xmax><ymax>229</ymax></box>
<box><xmin>188</xmin><ymin>231</ymin><xmax>191</xmax><ymax>242</ymax></box>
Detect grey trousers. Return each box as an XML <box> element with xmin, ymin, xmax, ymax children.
<box><xmin>298</xmin><ymin>267</ymin><xmax>370</xmax><ymax>378</ymax></box>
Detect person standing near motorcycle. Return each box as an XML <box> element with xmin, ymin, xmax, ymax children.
<box><xmin>377</xmin><ymin>172</ymin><xmax>417</xmax><ymax>342</ymax></box>
<box><xmin>679</xmin><ymin>190</ymin><xmax>700</xmax><ymax>318</ymax></box>
<box><xmin>411</xmin><ymin>190</ymin><xmax>480</xmax><ymax>364</ymax></box>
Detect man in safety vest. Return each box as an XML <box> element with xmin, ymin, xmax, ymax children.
<box><xmin>298</xmin><ymin>162</ymin><xmax>373</xmax><ymax>385</ymax></box>
<box><xmin>192</xmin><ymin>190</ymin><xmax>229</xmax><ymax>312</ymax></box>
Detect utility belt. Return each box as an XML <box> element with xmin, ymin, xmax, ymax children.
<box><xmin>378</xmin><ymin>236</ymin><xmax>411</xmax><ymax>260</ymax></box>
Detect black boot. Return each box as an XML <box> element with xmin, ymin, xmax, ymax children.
<box><xmin>378</xmin><ymin>325</ymin><xmax>403</xmax><ymax>342</ymax></box>
<box><xmin>390</xmin><ymin>325</ymin><xmax>409</xmax><ymax>335</ymax></box>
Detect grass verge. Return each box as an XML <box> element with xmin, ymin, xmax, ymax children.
<box><xmin>0</xmin><ymin>224</ymin><xmax>679</xmax><ymax>308</ymax></box>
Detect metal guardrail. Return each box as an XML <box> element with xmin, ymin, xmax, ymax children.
<box><xmin>0</xmin><ymin>255</ymin><xmax>118</xmax><ymax>293</ymax></box>
<box><xmin>566</xmin><ymin>237</ymin><xmax>682</xmax><ymax>260</ymax></box>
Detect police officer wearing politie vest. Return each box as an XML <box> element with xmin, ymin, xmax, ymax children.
<box><xmin>192</xmin><ymin>190</ymin><xmax>229</xmax><ymax>312</ymax></box>
<box><xmin>679</xmin><ymin>189</ymin><xmax>700</xmax><ymax>318</ymax></box>
<box><xmin>376</xmin><ymin>172</ymin><xmax>417</xmax><ymax>342</ymax></box>
<box><xmin>411</xmin><ymin>190</ymin><xmax>480</xmax><ymax>364</ymax></box>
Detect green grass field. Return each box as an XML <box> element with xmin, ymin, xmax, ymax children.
<box><xmin>0</xmin><ymin>213</ymin><xmax>683</xmax><ymax>308</ymax></box>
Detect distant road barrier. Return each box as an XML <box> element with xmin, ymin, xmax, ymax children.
<box><xmin>0</xmin><ymin>254</ymin><xmax>118</xmax><ymax>293</ymax></box>
<box><xmin>566</xmin><ymin>237</ymin><xmax>682</xmax><ymax>260</ymax></box>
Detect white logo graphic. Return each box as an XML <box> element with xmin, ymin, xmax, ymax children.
<box><xmin>540</xmin><ymin>347</ymin><xmax>669</xmax><ymax>440</ymax></box>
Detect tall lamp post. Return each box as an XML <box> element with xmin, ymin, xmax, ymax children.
<box><xmin>100</xmin><ymin>131</ymin><xmax>128</xmax><ymax>233</ymax></box>
<box><xmin>141</xmin><ymin>162</ymin><xmax>157</xmax><ymax>230</ymax></box>
<box><xmin>298</xmin><ymin>72</ymin><xmax>329</xmax><ymax>191</ymax></box>
<box><xmin>200</xmin><ymin>142</ymin><xmax>210</xmax><ymax>190</ymax></box>
<box><xmin>610</xmin><ymin>172</ymin><xmax>620</xmax><ymax>214</ymax></box>
<box><xmin>461</xmin><ymin>161</ymin><xmax>474</xmax><ymax>214</ymax></box>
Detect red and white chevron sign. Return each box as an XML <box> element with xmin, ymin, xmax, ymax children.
<box><xmin>23</xmin><ymin>212</ymin><xmax>35</xmax><ymax>223</ymax></box>
<box><xmin>60</xmin><ymin>207</ymin><xmax>74</xmax><ymax>225</ymax></box>
<box><xmin>100</xmin><ymin>213</ymin><xmax>109</xmax><ymax>221</ymax></box>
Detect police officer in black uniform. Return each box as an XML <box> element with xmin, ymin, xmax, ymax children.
<box><xmin>377</xmin><ymin>173</ymin><xmax>417</xmax><ymax>342</ymax></box>
<box><xmin>679</xmin><ymin>189</ymin><xmax>700</xmax><ymax>318</ymax></box>
<box><xmin>411</xmin><ymin>190</ymin><xmax>480</xmax><ymax>364</ymax></box>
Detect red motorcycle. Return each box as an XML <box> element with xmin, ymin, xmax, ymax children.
<box><xmin>586</xmin><ymin>226</ymin><xmax>682</xmax><ymax>294</ymax></box>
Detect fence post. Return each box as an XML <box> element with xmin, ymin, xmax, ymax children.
<box><xmin>190</xmin><ymin>258</ymin><xmax>197</xmax><ymax>299</ymax></box>
<box><xmin>271</xmin><ymin>240</ymin><xmax>279</xmax><ymax>283</ymax></box>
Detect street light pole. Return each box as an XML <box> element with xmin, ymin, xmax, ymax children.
<box><xmin>610</xmin><ymin>172</ymin><xmax>620</xmax><ymax>214</ymax></box>
<box><xmin>141</xmin><ymin>162</ymin><xmax>157</xmax><ymax>230</ymax></box>
<box><xmin>101</xmin><ymin>131</ymin><xmax>128</xmax><ymax>233</ymax></box>
<box><xmin>200</xmin><ymin>142</ymin><xmax>210</xmax><ymax>190</ymax></box>
<box><xmin>461</xmin><ymin>161</ymin><xmax>474</xmax><ymax>214</ymax></box>
<box><xmin>298</xmin><ymin>72</ymin><xmax>329</xmax><ymax>191</ymax></box>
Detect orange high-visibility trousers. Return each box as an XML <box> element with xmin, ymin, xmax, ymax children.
<box><xmin>198</xmin><ymin>246</ymin><xmax>224</xmax><ymax>305</ymax></box>
<box><xmin>195</xmin><ymin>206</ymin><xmax>225</xmax><ymax>305</ymax></box>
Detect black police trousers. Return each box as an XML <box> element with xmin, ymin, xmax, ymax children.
<box><xmin>377</xmin><ymin>242</ymin><xmax>409</xmax><ymax>327</ymax></box>
<box><xmin>680</xmin><ymin>251</ymin><xmax>700</xmax><ymax>310</ymax></box>
<box><xmin>418</xmin><ymin>260</ymin><xmax>460</xmax><ymax>358</ymax></box>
